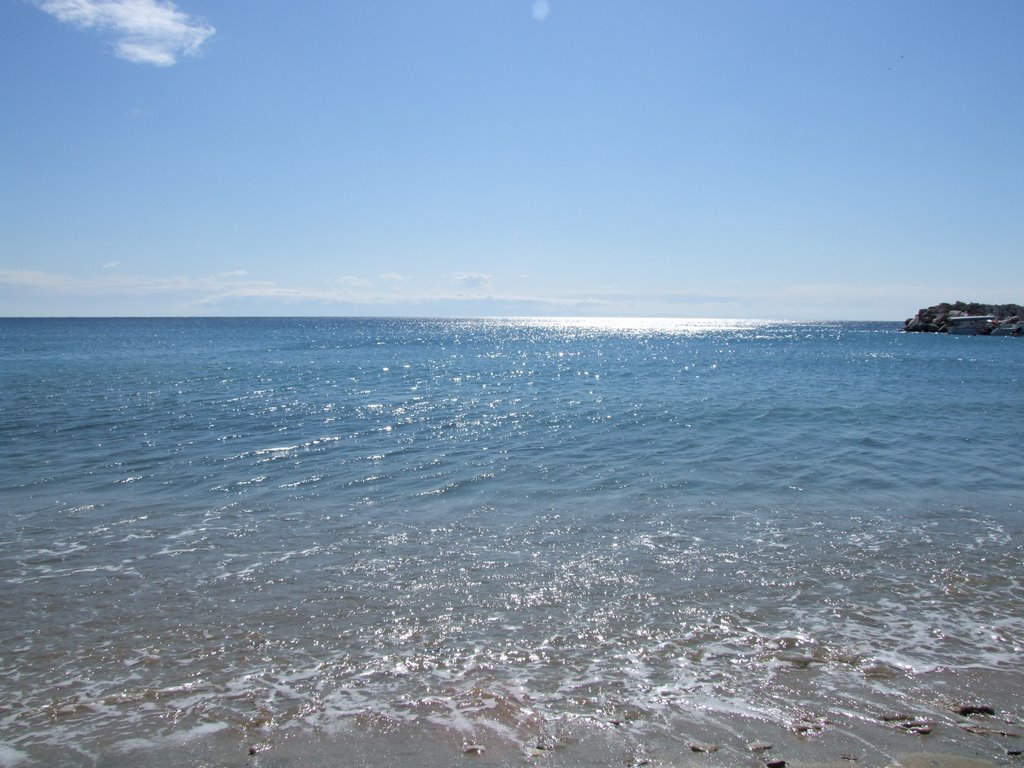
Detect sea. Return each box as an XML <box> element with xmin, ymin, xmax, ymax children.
<box><xmin>1</xmin><ymin>317</ymin><xmax>1023</xmax><ymax>768</ymax></box>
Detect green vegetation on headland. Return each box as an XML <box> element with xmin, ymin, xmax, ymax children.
<box><xmin>904</xmin><ymin>301</ymin><xmax>1024</xmax><ymax>333</ymax></box>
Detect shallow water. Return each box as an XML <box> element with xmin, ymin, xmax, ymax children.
<box><xmin>1</xmin><ymin>317</ymin><xmax>1023</xmax><ymax>766</ymax></box>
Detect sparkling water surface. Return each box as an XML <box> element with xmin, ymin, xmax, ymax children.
<box><xmin>1</xmin><ymin>317</ymin><xmax>1023</xmax><ymax>767</ymax></box>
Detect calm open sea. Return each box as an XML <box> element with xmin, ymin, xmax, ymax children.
<box><xmin>1</xmin><ymin>317</ymin><xmax>1023</xmax><ymax>767</ymax></box>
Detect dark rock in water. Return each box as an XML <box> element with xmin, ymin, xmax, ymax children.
<box><xmin>525</xmin><ymin>735</ymin><xmax>563</xmax><ymax>758</ymax></box>
<box><xmin>996</xmin><ymin>314</ymin><xmax>1024</xmax><ymax>332</ymax></box>
<box><xmin>963</xmin><ymin>724</ymin><xmax>1021</xmax><ymax>737</ymax></box>
<box><xmin>904</xmin><ymin>301</ymin><xmax>1024</xmax><ymax>333</ymax></box>
<box><xmin>688</xmin><ymin>742</ymin><xmax>718</xmax><ymax>753</ymax></box>
<box><xmin>879</xmin><ymin>713</ymin><xmax>933</xmax><ymax>734</ymax></box>
<box><xmin>765</xmin><ymin>760</ymin><xmax>787</xmax><ymax>768</ymax></box>
<box><xmin>899</xmin><ymin>721</ymin><xmax>933</xmax><ymax>735</ymax></box>
<box><xmin>862</xmin><ymin>660</ymin><xmax>901</xmax><ymax>678</ymax></box>
<box><xmin>794</xmin><ymin>721</ymin><xmax>824</xmax><ymax>734</ymax></box>
<box><xmin>958</xmin><ymin>704</ymin><xmax>997</xmax><ymax>716</ymax></box>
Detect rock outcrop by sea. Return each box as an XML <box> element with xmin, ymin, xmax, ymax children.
<box><xmin>903</xmin><ymin>301</ymin><xmax>1024</xmax><ymax>333</ymax></box>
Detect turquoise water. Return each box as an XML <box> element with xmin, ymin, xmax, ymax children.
<box><xmin>1</xmin><ymin>317</ymin><xmax>1023</xmax><ymax>767</ymax></box>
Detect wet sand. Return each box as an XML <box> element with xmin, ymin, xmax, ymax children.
<box><xmin>12</xmin><ymin>661</ymin><xmax>1023</xmax><ymax>767</ymax></box>
<box><xmin>90</xmin><ymin>707</ymin><xmax>1021</xmax><ymax>768</ymax></box>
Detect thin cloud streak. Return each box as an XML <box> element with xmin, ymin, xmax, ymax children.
<box><xmin>0</xmin><ymin>268</ymin><xmax>266</xmax><ymax>296</ymax></box>
<box><xmin>450</xmin><ymin>272</ymin><xmax>493</xmax><ymax>295</ymax></box>
<box><xmin>0</xmin><ymin>268</ymin><xmax>439</xmax><ymax>307</ymax></box>
<box><xmin>33</xmin><ymin>0</ymin><xmax>215</xmax><ymax>66</ymax></box>
<box><xmin>0</xmin><ymin>268</ymin><xmax>931</xmax><ymax>319</ymax></box>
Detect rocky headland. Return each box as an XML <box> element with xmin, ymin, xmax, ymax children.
<box><xmin>903</xmin><ymin>301</ymin><xmax>1024</xmax><ymax>333</ymax></box>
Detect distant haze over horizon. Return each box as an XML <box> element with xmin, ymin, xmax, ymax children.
<box><xmin>0</xmin><ymin>313</ymin><xmax>912</xmax><ymax>324</ymax></box>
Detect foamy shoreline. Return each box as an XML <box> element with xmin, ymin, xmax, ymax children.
<box><xmin>26</xmin><ymin>704</ymin><xmax>1016</xmax><ymax>768</ymax></box>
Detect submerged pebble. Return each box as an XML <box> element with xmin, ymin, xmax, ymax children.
<box><xmin>897</xmin><ymin>719</ymin><xmax>934</xmax><ymax>734</ymax></box>
<box><xmin>794</xmin><ymin>721</ymin><xmax>824</xmax><ymax>734</ymax></box>
<box><xmin>879</xmin><ymin>713</ymin><xmax>913</xmax><ymax>722</ymax></box>
<box><xmin>958</xmin><ymin>704</ymin><xmax>997</xmax><ymax>717</ymax></box>
<box><xmin>688</xmin><ymin>742</ymin><xmax>718</xmax><ymax>753</ymax></box>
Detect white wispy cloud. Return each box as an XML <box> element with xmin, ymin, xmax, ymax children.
<box><xmin>450</xmin><ymin>272</ymin><xmax>493</xmax><ymax>295</ymax></box>
<box><xmin>0</xmin><ymin>269</ymin><xmax>729</xmax><ymax>311</ymax></box>
<box><xmin>531</xmin><ymin>0</ymin><xmax>550</xmax><ymax>21</ymax></box>
<box><xmin>1</xmin><ymin>269</ymin><xmax>79</xmax><ymax>290</ymax></box>
<box><xmin>33</xmin><ymin>0</ymin><xmax>215</xmax><ymax>67</ymax></box>
<box><xmin>0</xmin><ymin>268</ymin><xmax>265</xmax><ymax>296</ymax></box>
<box><xmin>0</xmin><ymin>268</ymin><xmax>390</xmax><ymax>306</ymax></box>
<box><xmin>335</xmin><ymin>275</ymin><xmax>372</xmax><ymax>289</ymax></box>
<box><xmin>0</xmin><ymin>268</ymin><xmax>928</xmax><ymax>319</ymax></box>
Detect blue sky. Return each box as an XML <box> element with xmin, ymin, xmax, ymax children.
<box><xmin>2</xmin><ymin>0</ymin><xmax>1022</xmax><ymax>319</ymax></box>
